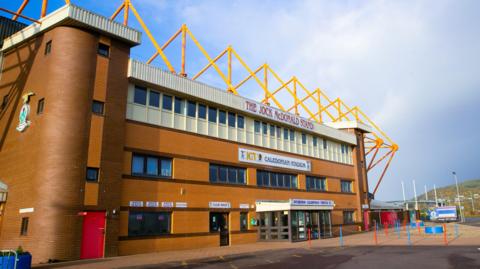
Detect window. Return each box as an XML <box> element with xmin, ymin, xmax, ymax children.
<box><xmin>306</xmin><ymin>176</ymin><xmax>326</xmax><ymax>191</ymax></box>
<box><xmin>149</xmin><ymin>91</ymin><xmax>160</xmax><ymax>107</ymax></box>
<box><xmin>20</xmin><ymin>217</ymin><xmax>29</xmax><ymax>236</ymax></box>
<box><xmin>98</xmin><ymin>43</ymin><xmax>110</xmax><ymax>57</ymax></box>
<box><xmin>209</xmin><ymin>164</ymin><xmax>246</xmax><ymax>184</ymax></box>
<box><xmin>198</xmin><ymin>104</ymin><xmax>207</xmax><ymax>119</ymax></box>
<box><xmin>341</xmin><ymin>180</ymin><xmax>353</xmax><ymax>193</ymax></box>
<box><xmin>134</xmin><ymin>86</ymin><xmax>147</xmax><ymax>105</ymax></box>
<box><xmin>240</xmin><ymin>212</ymin><xmax>248</xmax><ymax>232</ymax></box>
<box><xmin>86</xmin><ymin>167</ymin><xmax>99</xmax><ymax>182</ymax></box>
<box><xmin>289</xmin><ymin>129</ymin><xmax>295</xmax><ymax>141</ymax></box>
<box><xmin>262</xmin><ymin>122</ymin><xmax>268</xmax><ymax>135</ymax></box>
<box><xmin>228</xmin><ymin>112</ymin><xmax>236</xmax><ymax>127</ymax></box>
<box><xmin>44</xmin><ymin>40</ymin><xmax>52</xmax><ymax>55</ymax></box>
<box><xmin>92</xmin><ymin>100</ymin><xmax>104</xmax><ymax>115</ymax></box>
<box><xmin>187</xmin><ymin>101</ymin><xmax>196</xmax><ymax>117</ymax></box>
<box><xmin>270</xmin><ymin>125</ymin><xmax>275</xmax><ymax>137</ymax></box>
<box><xmin>254</xmin><ymin>121</ymin><xmax>261</xmax><ymax>133</ymax></box>
<box><xmin>37</xmin><ymin>98</ymin><xmax>45</xmax><ymax>114</ymax></box>
<box><xmin>283</xmin><ymin>128</ymin><xmax>288</xmax><ymax>140</ymax></box>
<box><xmin>237</xmin><ymin>115</ymin><xmax>244</xmax><ymax>129</ymax></box>
<box><xmin>219</xmin><ymin>110</ymin><xmax>226</xmax><ymax>124</ymax></box>
<box><xmin>302</xmin><ymin>133</ymin><xmax>307</xmax><ymax>144</ymax></box>
<box><xmin>341</xmin><ymin>144</ymin><xmax>349</xmax><ymax>154</ymax></box>
<box><xmin>131</xmin><ymin>154</ymin><xmax>172</xmax><ymax>178</ymax></box>
<box><xmin>256</xmin><ymin>170</ymin><xmax>297</xmax><ymax>189</ymax></box>
<box><xmin>276</xmin><ymin>126</ymin><xmax>281</xmax><ymax>138</ymax></box>
<box><xmin>343</xmin><ymin>211</ymin><xmax>354</xmax><ymax>224</ymax></box>
<box><xmin>1</xmin><ymin>95</ymin><xmax>8</xmax><ymax>110</ymax></box>
<box><xmin>174</xmin><ymin>97</ymin><xmax>184</xmax><ymax>114</ymax></box>
<box><xmin>128</xmin><ymin>211</ymin><xmax>171</xmax><ymax>236</ymax></box>
<box><xmin>208</xmin><ymin>107</ymin><xmax>217</xmax><ymax>123</ymax></box>
<box><xmin>162</xmin><ymin>95</ymin><xmax>173</xmax><ymax>110</ymax></box>
<box><xmin>313</xmin><ymin>137</ymin><xmax>317</xmax><ymax>147</ymax></box>
<box><xmin>323</xmin><ymin>139</ymin><xmax>328</xmax><ymax>149</ymax></box>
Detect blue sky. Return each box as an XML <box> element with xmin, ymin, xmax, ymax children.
<box><xmin>3</xmin><ymin>0</ymin><xmax>480</xmax><ymax>200</ymax></box>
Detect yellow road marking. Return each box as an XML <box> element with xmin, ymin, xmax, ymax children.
<box><xmin>229</xmin><ymin>262</ymin><xmax>238</xmax><ymax>269</ymax></box>
<box><xmin>292</xmin><ymin>254</ymin><xmax>302</xmax><ymax>258</ymax></box>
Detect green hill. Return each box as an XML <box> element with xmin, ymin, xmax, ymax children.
<box><xmin>417</xmin><ymin>179</ymin><xmax>480</xmax><ymax>216</ymax></box>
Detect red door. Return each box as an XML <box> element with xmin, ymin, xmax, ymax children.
<box><xmin>80</xmin><ymin>211</ymin><xmax>106</xmax><ymax>259</ymax></box>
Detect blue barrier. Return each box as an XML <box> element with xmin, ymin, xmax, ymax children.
<box><xmin>424</xmin><ymin>226</ymin><xmax>444</xmax><ymax>234</ymax></box>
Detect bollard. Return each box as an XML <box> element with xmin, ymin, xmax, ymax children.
<box><xmin>407</xmin><ymin>225</ymin><xmax>411</xmax><ymax>246</ymax></box>
<box><xmin>454</xmin><ymin>224</ymin><xmax>459</xmax><ymax>239</ymax></box>
<box><xmin>443</xmin><ymin>224</ymin><xmax>448</xmax><ymax>246</ymax></box>
<box><xmin>374</xmin><ymin>223</ymin><xmax>378</xmax><ymax>245</ymax></box>
<box><xmin>339</xmin><ymin>226</ymin><xmax>344</xmax><ymax>247</ymax></box>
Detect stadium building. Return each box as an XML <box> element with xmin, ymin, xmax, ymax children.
<box><xmin>0</xmin><ymin>5</ymin><xmax>372</xmax><ymax>263</ymax></box>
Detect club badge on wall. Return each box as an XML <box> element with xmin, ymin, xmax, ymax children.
<box><xmin>16</xmin><ymin>92</ymin><xmax>35</xmax><ymax>132</ymax></box>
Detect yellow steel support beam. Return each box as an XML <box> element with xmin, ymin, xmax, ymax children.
<box><xmin>40</xmin><ymin>0</ymin><xmax>47</xmax><ymax>18</ymax></box>
<box><xmin>12</xmin><ymin>0</ymin><xmax>29</xmax><ymax>20</ymax></box>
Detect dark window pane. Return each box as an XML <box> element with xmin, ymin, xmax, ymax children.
<box><xmin>160</xmin><ymin>159</ymin><xmax>172</xmax><ymax>177</ymax></box>
<box><xmin>219</xmin><ymin>110</ymin><xmax>226</xmax><ymax>124</ymax></box>
<box><xmin>285</xmin><ymin>175</ymin><xmax>291</xmax><ymax>188</ymax></box>
<box><xmin>132</xmin><ymin>155</ymin><xmax>144</xmax><ymax>174</ymax></box>
<box><xmin>262</xmin><ymin>122</ymin><xmax>268</xmax><ymax>135</ymax></box>
<box><xmin>209</xmin><ymin>165</ymin><xmax>218</xmax><ymax>182</ymax></box>
<box><xmin>302</xmin><ymin>133</ymin><xmax>307</xmax><ymax>144</ymax></box>
<box><xmin>219</xmin><ymin>166</ymin><xmax>227</xmax><ymax>182</ymax></box>
<box><xmin>174</xmin><ymin>97</ymin><xmax>184</xmax><ymax>114</ymax></box>
<box><xmin>92</xmin><ymin>100</ymin><xmax>104</xmax><ymax>115</ymax></box>
<box><xmin>323</xmin><ymin>139</ymin><xmax>328</xmax><ymax>149</ymax></box>
<box><xmin>237</xmin><ymin>169</ymin><xmax>245</xmax><ymax>184</ymax></box>
<box><xmin>208</xmin><ymin>107</ymin><xmax>217</xmax><ymax>123</ymax></box>
<box><xmin>146</xmin><ymin>157</ymin><xmax>158</xmax><ymax>176</ymax></box>
<box><xmin>149</xmin><ymin>91</ymin><xmax>160</xmax><ymax>107</ymax></box>
<box><xmin>290</xmin><ymin>130</ymin><xmax>295</xmax><ymax>141</ymax></box>
<box><xmin>187</xmin><ymin>101</ymin><xmax>196</xmax><ymax>117</ymax></box>
<box><xmin>37</xmin><ymin>98</ymin><xmax>45</xmax><ymax>114</ymax></box>
<box><xmin>228</xmin><ymin>112</ymin><xmax>236</xmax><ymax>127</ymax></box>
<box><xmin>237</xmin><ymin>115</ymin><xmax>244</xmax><ymax>128</ymax></box>
<box><xmin>277</xmin><ymin>174</ymin><xmax>284</xmax><ymax>187</ymax></box>
<box><xmin>270</xmin><ymin>173</ymin><xmax>277</xmax><ymax>187</ymax></box>
<box><xmin>254</xmin><ymin>121</ymin><xmax>260</xmax><ymax>133</ymax></box>
<box><xmin>44</xmin><ymin>41</ymin><xmax>52</xmax><ymax>55</ymax></box>
<box><xmin>198</xmin><ymin>104</ymin><xmax>207</xmax><ymax>119</ymax></box>
<box><xmin>134</xmin><ymin>86</ymin><xmax>147</xmax><ymax>105</ymax></box>
<box><xmin>20</xmin><ymin>217</ymin><xmax>29</xmax><ymax>236</ymax></box>
<box><xmin>86</xmin><ymin>167</ymin><xmax>99</xmax><ymax>182</ymax></box>
<box><xmin>162</xmin><ymin>95</ymin><xmax>173</xmax><ymax>110</ymax></box>
<box><xmin>270</xmin><ymin>125</ymin><xmax>275</xmax><ymax>136</ymax></box>
<box><xmin>98</xmin><ymin>43</ymin><xmax>109</xmax><ymax>57</ymax></box>
<box><xmin>228</xmin><ymin>168</ymin><xmax>237</xmax><ymax>183</ymax></box>
<box><xmin>128</xmin><ymin>212</ymin><xmax>171</xmax><ymax>236</ymax></box>
<box><xmin>284</xmin><ymin>128</ymin><xmax>288</xmax><ymax>140</ymax></box>
<box><xmin>313</xmin><ymin>137</ymin><xmax>318</xmax><ymax>147</ymax></box>
<box><xmin>276</xmin><ymin>126</ymin><xmax>281</xmax><ymax>137</ymax></box>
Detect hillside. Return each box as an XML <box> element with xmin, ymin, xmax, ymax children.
<box><xmin>417</xmin><ymin>179</ymin><xmax>480</xmax><ymax>216</ymax></box>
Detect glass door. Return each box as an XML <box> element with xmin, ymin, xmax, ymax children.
<box><xmin>319</xmin><ymin>210</ymin><xmax>332</xmax><ymax>238</ymax></box>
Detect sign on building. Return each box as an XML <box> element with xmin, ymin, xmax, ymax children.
<box><xmin>239</xmin><ymin>148</ymin><xmax>311</xmax><ymax>171</ymax></box>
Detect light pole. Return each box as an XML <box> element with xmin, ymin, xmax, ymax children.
<box><xmin>401</xmin><ymin>181</ymin><xmax>408</xmax><ymax>210</ymax></box>
<box><xmin>434</xmin><ymin>184</ymin><xmax>438</xmax><ymax>207</ymax></box>
<box><xmin>413</xmin><ymin>180</ymin><xmax>418</xmax><ymax>211</ymax></box>
<box><xmin>452</xmin><ymin>171</ymin><xmax>464</xmax><ymax>222</ymax></box>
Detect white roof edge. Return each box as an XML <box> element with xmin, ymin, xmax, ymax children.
<box><xmin>127</xmin><ymin>59</ymin><xmax>358</xmax><ymax>145</ymax></box>
<box><xmin>1</xmin><ymin>4</ymin><xmax>141</xmax><ymax>52</ymax></box>
<box><xmin>324</xmin><ymin>121</ymin><xmax>372</xmax><ymax>133</ymax></box>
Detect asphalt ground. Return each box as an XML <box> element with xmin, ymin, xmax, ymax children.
<box><xmin>119</xmin><ymin>245</ymin><xmax>480</xmax><ymax>269</ymax></box>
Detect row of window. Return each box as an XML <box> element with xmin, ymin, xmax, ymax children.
<box><xmin>306</xmin><ymin>176</ymin><xmax>327</xmax><ymax>191</ymax></box>
<box><xmin>209</xmin><ymin>164</ymin><xmax>246</xmax><ymax>184</ymax></box>
<box><xmin>132</xmin><ymin>154</ymin><xmax>173</xmax><ymax>178</ymax></box>
<box><xmin>128</xmin><ymin>211</ymin><xmax>249</xmax><ymax>237</ymax></box>
<box><xmin>0</xmin><ymin>95</ymin><xmax>45</xmax><ymax>114</ymax></box>
<box><xmin>130</xmin><ymin>86</ymin><xmax>351</xmax><ymax>156</ymax></box>
<box><xmin>44</xmin><ymin>40</ymin><xmax>110</xmax><ymax>57</ymax></box>
<box><xmin>124</xmin><ymin>154</ymin><xmax>353</xmax><ymax>193</ymax></box>
<box><xmin>257</xmin><ymin>170</ymin><xmax>298</xmax><ymax>189</ymax></box>
<box><xmin>133</xmin><ymin>86</ymin><xmax>246</xmax><ymax>128</ymax></box>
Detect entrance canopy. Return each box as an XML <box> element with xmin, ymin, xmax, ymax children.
<box><xmin>256</xmin><ymin>199</ymin><xmax>335</xmax><ymax>212</ymax></box>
